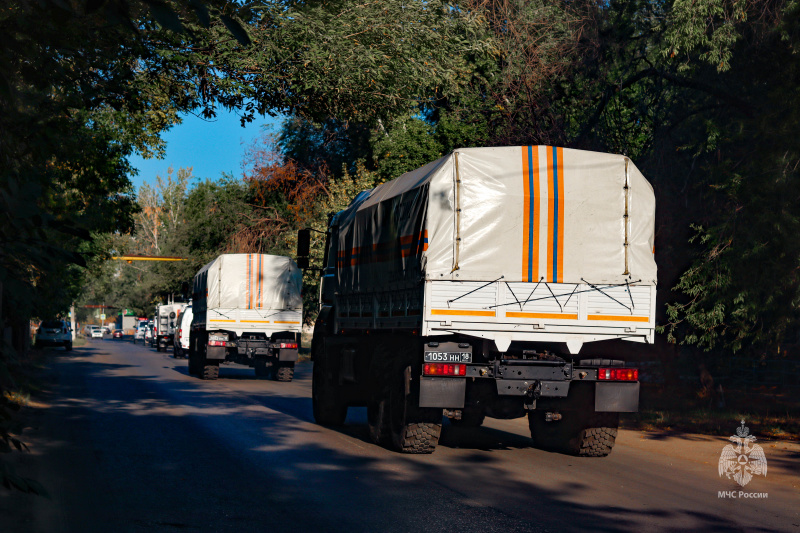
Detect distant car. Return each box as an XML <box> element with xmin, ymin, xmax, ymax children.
<box><xmin>91</xmin><ymin>328</ymin><xmax>104</xmax><ymax>339</ymax></box>
<box><xmin>133</xmin><ymin>324</ymin><xmax>146</xmax><ymax>344</ymax></box>
<box><xmin>144</xmin><ymin>324</ymin><xmax>154</xmax><ymax>345</ymax></box>
<box><xmin>112</xmin><ymin>330</ymin><xmax>123</xmax><ymax>339</ymax></box>
<box><xmin>35</xmin><ymin>320</ymin><xmax>72</xmax><ymax>351</ymax></box>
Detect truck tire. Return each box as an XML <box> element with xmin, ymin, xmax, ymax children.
<box><xmin>156</xmin><ymin>342</ymin><xmax>163</xmax><ymax>352</ymax></box>
<box><xmin>274</xmin><ymin>363</ymin><xmax>294</xmax><ymax>382</ymax></box>
<box><xmin>312</xmin><ymin>359</ymin><xmax>347</xmax><ymax>426</ymax></box>
<box><xmin>367</xmin><ymin>400</ymin><xmax>388</xmax><ymax>445</ymax></box>
<box><xmin>449</xmin><ymin>409</ymin><xmax>484</xmax><ymax>428</ymax></box>
<box><xmin>528</xmin><ymin>411</ymin><xmax>619</xmax><ymax>457</ymax></box>
<box><xmin>64</xmin><ymin>341</ymin><xmax>72</xmax><ymax>352</ymax></box>
<box><xmin>254</xmin><ymin>357</ymin><xmax>269</xmax><ymax>378</ymax></box>
<box><xmin>202</xmin><ymin>360</ymin><xmax>219</xmax><ymax>380</ymax></box>
<box><xmin>387</xmin><ymin>368</ymin><xmax>441</xmax><ymax>454</ymax></box>
<box><xmin>189</xmin><ymin>352</ymin><xmax>201</xmax><ymax>375</ymax></box>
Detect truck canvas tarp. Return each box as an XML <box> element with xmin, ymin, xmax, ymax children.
<box><xmin>333</xmin><ymin>146</ymin><xmax>657</xmax><ymax>349</ymax></box>
<box><xmin>190</xmin><ymin>254</ymin><xmax>303</xmax><ymax>381</ymax></box>
<box><xmin>193</xmin><ymin>253</ymin><xmax>303</xmax><ymax>329</ymax></box>
<box><xmin>313</xmin><ymin>146</ymin><xmax>657</xmax><ymax>456</ymax></box>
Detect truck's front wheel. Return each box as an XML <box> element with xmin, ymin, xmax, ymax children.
<box><xmin>312</xmin><ymin>359</ymin><xmax>347</xmax><ymax>426</ymax></box>
<box><xmin>528</xmin><ymin>411</ymin><xmax>619</xmax><ymax>457</ymax></box>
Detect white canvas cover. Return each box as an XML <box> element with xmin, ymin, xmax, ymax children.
<box><xmin>194</xmin><ymin>254</ymin><xmax>303</xmax><ymax>311</ymax></box>
<box><xmin>336</xmin><ymin>146</ymin><xmax>656</xmax><ymax>292</ymax></box>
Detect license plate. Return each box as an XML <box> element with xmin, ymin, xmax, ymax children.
<box><xmin>424</xmin><ymin>351</ymin><xmax>472</xmax><ymax>363</ymax></box>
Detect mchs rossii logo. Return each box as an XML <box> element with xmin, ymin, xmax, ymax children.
<box><xmin>718</xmin><ymin>420</ymin><xmax>768</xmax><ymax>499</ymax></box>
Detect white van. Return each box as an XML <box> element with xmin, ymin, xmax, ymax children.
<box><xmin>173</xmin><ymin>303</ymin><xmax>193</xmax><ymax>359</ymax></box>
<box><xmin>35</xmin><ymin>320</ymin><xmax>72</xmax><ymax>351</ymax></box>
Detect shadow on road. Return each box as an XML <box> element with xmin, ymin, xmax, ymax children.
<box><xmin>0</xmin><ymin>344</ymin><xmax>784</xmax><ymax>533</ymax></box>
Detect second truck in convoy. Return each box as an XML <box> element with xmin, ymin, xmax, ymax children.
<box><xmin>153</xmin><ymin>302</ymin><xmax>187</xmax><ymax>352</ymax></box>
<box><xmin>307</xmin><ymin>146</ymin><xmax>656</xmax><ymax>456</ymax></box>
<box><xmin>189</xmin><ymin>253</ymin><xmax>303</xmax><ymax>381</ymax></box>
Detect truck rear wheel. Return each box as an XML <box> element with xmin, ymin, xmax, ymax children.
<box><xmin>312</xmin><ymin>359</ymin><xmax>347</xmax><ymax>426</ymax></box>
<box><xmin>202</xmin><ymin>360</ymin><xmax>219</xmax><ymax>380</ymax></box>
<box><xmin>274</xmin><ymin>363</ymin><xmax>294</xmax><ymax>382</ymax></box>
<box><xmin>387</xmin><ymin>368</ymin><xmax>441</xmax><ymax>454</ymax></box>
<box><xmin>528</xmin><ymin>411</ymin><xmax>619</xmax><ymax>457</ymax></box>
<box><xmin>449</xmin><ymin>409</ymin><xmax>484</xmax><ymax>428</ymax></box>
<box><xmin>254</xmin><ymin>357</ymin><xmax>269</xmax><ymax>378</ymax></box>
<box><xmin>367</xmin><ymin>400</ymin><xmax>388</xmax><ymax>445</ymax></box>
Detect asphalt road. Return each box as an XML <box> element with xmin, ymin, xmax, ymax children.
<box><xmin>1</xmin><ymin>338</ymin><xmax>798</xmax><ymax>532</ymax></box>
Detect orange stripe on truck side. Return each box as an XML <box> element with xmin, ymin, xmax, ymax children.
<box><xmin>431</xmin><ymin>309</ymin><xmax>496</xmax><ymax>317</ymax></box>
<box><xmin>506</xmin><ymin>312</ymin><xmax>577</xmax><ymax>320</ymax></box>
<box><xmin>588</xmin><ymin>315</ymin><xmax>650</xmax><ymax>322</ymax></box>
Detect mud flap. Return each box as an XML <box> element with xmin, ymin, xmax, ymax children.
<box><xmin>419</xmin><ymin>377</ymin><xmax>465</xmax><ymax>408</ymax></box>
<box><xmin>278</xmin><ymin>348</ymin><xmax>299</xmax><ymax>362</ymax></box>
<box><xmin>206</xmin><ymin>345</ymin><xmax>226</xmax><ymax>360</ymax></box>
<box><xmin>595</xmin><ymin>382</ymin><xmax>639</xmax><ymax>412</ymax></box>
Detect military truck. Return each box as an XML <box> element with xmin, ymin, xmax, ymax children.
<box><xmin>189</xmin><ymin>254</ymin><xmax>303</xmax><ymax>381</ymax></box>
<box><xmin>154</xmin><ymin>302</ymin><xmax>187</xmax><ymax>352</ymax></box>
<box><xmin>307</xmin><ymin>146</ymin><xmax>655</xmax><ymax>456</ymax></box>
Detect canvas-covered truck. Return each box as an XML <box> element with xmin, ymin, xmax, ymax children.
<box><xmin>308</xmin><ymin>146</ymin><xmax>656</xmax><ymax>456</ymax></box>
<box><xmin>154</xmin><ymin>302</ymin><xmax>187</xmax><ymax>352</ymax></box>
<box><xmin>189</xmin><ymin>254</ymin><xmax>303</xmax><ymax>381</ymax></box>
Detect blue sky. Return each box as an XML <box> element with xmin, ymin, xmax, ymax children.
<box><xmin>127</xmin><ymin>110</ymin><xmax>284</xmax><ymax>191</ymax></box>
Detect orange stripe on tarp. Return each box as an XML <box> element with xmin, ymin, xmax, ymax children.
<box><xmin>522</xmin><ymin>146</ymin><xmax>530</xmax><ymax>280</ymax></box>
<box><xmin>556</xmin><ymin>147</ymin><xmax>564</xmax><ymax>283</ymax></box>
<box><xmin>274</xmin><ymin>321</ymin><xmax>300</xmax><ymax>324</ymax></box>
<box><xmin>258</xmin><ymin>254</ymin><xmax>263</xmax><ymax>308</ymax></box>
<box><xmin>546</xmin><ymin>147</ymin><xmax>555</xmax><ymax>282</ymax></box>
<box><xmin>430</xmin><ymin>309</ymin><xmax>496</xmax><ymax>317</ymax></box>
<box><xmin>587</xmin><ymin>315</ymin><xmax>650</xmax><ymax>322</ymax></box>
<box><xmin>246</xmin><ymin>254</ymin><xmax>251</xmax><ymax>310</ymax></box>
<box><xmin>532</xmin><ymin>147</ymin><xmax>540</xmax><ymax>281</ymax></box>
<box><xmin>506</xmin><ymin>312</ymin><xmax>578</xmax><ymax>320</ymax></box>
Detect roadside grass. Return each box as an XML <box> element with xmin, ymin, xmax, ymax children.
<box><xmin>622</xmin><ymin>383</ymin><xmax>800</xmax><ymax>441</ymax></box>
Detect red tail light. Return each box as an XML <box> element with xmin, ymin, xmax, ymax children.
<box><xmin>279</xmin><ymin>342</ymin><xmax>298</xmax><ymax>349</ymax></box>
<box><xmin>208</xmin><ymin>340</ymin><xmax>228</xmax><ymax>347</ymax></box>
<box><xmin>423</xmin><ymin>363</ymin><xmax>466</xmax><ymax>376</ymax></box>
<box><xmin>598</xmin><ymin>368</ymin><xmax>638</xmax><ymax>381</ymax></box>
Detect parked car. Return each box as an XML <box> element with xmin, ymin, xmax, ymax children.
<box><xmin>112</xmin><ymin>330</ymin><xmax>123</xmax><ymax>339</ymax></box>
<box><xmin>91</xmin><ymin>327</ymin><xmax>104</xmax><ymax>339</ymax></box>
<box><xmin>35</xmin><ymin>320</ymin><xmax>72</xmax><ymax>351</ymax></box>
<box><xmin>173</xmin><ymin>303</ymin><xmax>192</xmax><ymax>359</ymax></box>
